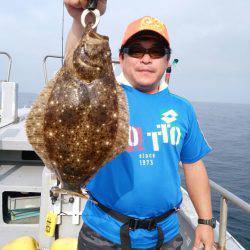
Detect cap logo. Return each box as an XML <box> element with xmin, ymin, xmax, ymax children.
<box><xmin>139</xmin><ymin>16</ymin><xmax>165</xmax><ymax>34</ymax></box>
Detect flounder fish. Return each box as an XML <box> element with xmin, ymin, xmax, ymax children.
<box><xmin>25</xmin><ymin>25</ymin><xmax>129</xmax><ymax>196</ymax></box>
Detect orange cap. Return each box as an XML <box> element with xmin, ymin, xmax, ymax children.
<box><xmin>121</xmin><ymin>16</ymin><xmax>170</xmax><ymax>47</ymax></box>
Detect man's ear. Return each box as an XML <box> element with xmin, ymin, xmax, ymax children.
<box><xmin>119</xmin><ymin>53</ymin><xmax>123</xmax><ymax>61</ymax></box>
<box><xmin>119</xmin><ymin>54</ymin><xmax>124</xmax><ymax>67</ymax></box>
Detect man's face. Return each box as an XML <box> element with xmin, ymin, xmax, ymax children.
<box><xmin>119</xmin><ymin>37</ymin><xmax>169</xmax><ymax>94</ymax></box>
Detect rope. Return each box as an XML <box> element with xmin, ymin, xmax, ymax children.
<box><xmin>61</xmin><ymin>1</ymin><xmax>65</xmax><ymax>66</ymax></box>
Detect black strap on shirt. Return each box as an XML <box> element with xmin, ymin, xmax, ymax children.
<box><xmin>89</xmin><ymin>194</ymin><xmax>182</xmax><ymax>250</ymax></box>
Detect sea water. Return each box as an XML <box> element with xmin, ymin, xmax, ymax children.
<box><xmin>192</xmin><ymin>102</ymin><xmax>250</xmax><ymax>249</ymax></box>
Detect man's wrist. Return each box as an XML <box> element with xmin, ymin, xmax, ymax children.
<box><xmin>72</xmin><ymin>19</ymin><xmax>83</xmax><ymax>30</ymax></box>
<box><xmin>198</xmin><ymin>217</ymin><xmax>216</xmax><ymax>229</ymax></box>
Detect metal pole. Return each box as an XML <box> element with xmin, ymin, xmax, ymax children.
<box><xmin>0</xmin><ymin>51</ymin><xmax>12</xmax><ymax>82</ymax></box>
<box><xmin>43</xmin><ymin>56</ymin><xmax>119</xmax><ymax>84</ymax></box>
<box><xmin>210</xmin><ymin>180</ymin><xmax>250</xmax><ymax>213</ymax></box>
<box><xmin>218</xmin><ymin>196</ymin><xmax>228</xmax><ymax>250</ymax></box>
<box><xmin>43</xmin><ymin>55</ymin><xmax>63</xmax><ymax>84</ymax></box>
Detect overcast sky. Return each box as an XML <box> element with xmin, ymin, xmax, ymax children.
<box><xmin>0</xmin><ymin>0</ymin><xmax>250</xmax><ymax>103</ymax></box>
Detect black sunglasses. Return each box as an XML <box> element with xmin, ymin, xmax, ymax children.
<box><xmin>120</xmin><ymin>45</ymin><xmax>170</xmax><ymax>59</ymax></box>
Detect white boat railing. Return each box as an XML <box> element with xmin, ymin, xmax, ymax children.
<box><xmin>0</xmin><ymin>51</ymin><xmax>12</xmax><ymax>82</ymax></box>
<box><xmin>43</xmin><ymin>55</ymin><xmax>64</xmax><ymax>84</ymax></box>
<box><xmin>42</xmin><ymin>55</ymin><xmax>120</xmax><ymax>84</ymax></box>
<box><xmin>0</xmin><ymin>52</ymin><xmax>18</xmax><ymax>128</ymax></box>
<box><xmin>209</xmin><ymin>180</ymin><xmax>250</xmax><ymax>250</ymax></box>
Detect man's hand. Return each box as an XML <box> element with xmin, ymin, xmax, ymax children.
<box><xmin>64</xmin><ymin>0</ymin><xmax>107</xmax><ymax>22</ymax></box>
<box><xmin>64</xmin><ymin>0</ymin><xmax>107</xmax><ymax>59</ymax></box>
<box><xmin>193</xmin><ymin>225</ymin><xmax>214</xmax><ymax>250</ymax></box>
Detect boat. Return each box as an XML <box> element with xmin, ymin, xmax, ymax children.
<box><xmin>0</xmin><ymin>51</ymin><xmax>249</xmax><ymax>250</ymax></box>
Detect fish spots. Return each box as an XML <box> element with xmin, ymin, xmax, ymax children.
<box><xmin>45</xmin><ymin>110</ymin><xmax>56</xmax><ymax>123</ymax></box>
<box><xmin>88</xmin><ymin>107</ymin><xmax>109</xmax><ymax>125</ymax></box>
<box><xmin>63</xmin><ymin>165</ymin><xmax>75</xmax><ymax>175</ymax></box>
<box><xmin>26</xmin><ymin>28</ymin><xmax>129</xmax><ymax>195</ymax></box>
<box><xmin>59</xmin><ymin>109</ymin><xmax>79</xmax><ymax>127</ymax></box>
<box><xmin>105</xmin><ymin>51</ymin><xmax>111</xmax><ymax>57</ymax></box>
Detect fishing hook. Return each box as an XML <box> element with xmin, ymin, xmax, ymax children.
<box><xmin>81</xmin><ymin>0</ymin><xmax>100</xmax><ymax>29</ymax></box>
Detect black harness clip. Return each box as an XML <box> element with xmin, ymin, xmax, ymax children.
<box><xmin>129</xmin><ymin>218</ymin><xmax>139</xmax><ymax>230</ymax></box>
<box><xmin>128</xmin><ymin>218</ymin><xmax>157</xmax><ymax>231</ymax></box>
<box><xmin>145</xmin><ymin>218</ymin><xmax>157</xmax><ymax>231</ymax></box>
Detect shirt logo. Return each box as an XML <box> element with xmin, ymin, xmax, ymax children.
<box><xmin>127</xmin><ymin>109</ymin><xmax>182</xmax><ymax>153</ymax></box>
<box><xmin>161</xmin><ymin>109</ymin><xmax>178</xmax><ymax>124</ymax></box>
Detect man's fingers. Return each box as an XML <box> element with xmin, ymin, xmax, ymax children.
<box><xmin>98</xmin><ymin>0</ymin><xmax>107</xmax><ymax>15</ymax></box>
<box><xmin>64</xmin><ymin>0</ymin><xmax>107</xmax><ymax>15</ymax></box>
<box><xmin>79</xmin><ymin>0</ymin><xmax>88</xmax><ymax>8</ymax></box>
<box><xmin>80</xmin><ymin>0</ymin><xmax>107</xmax><ymax>15</ymax></box>
<box><xmin>204</xmin><ymin>242</ymin><xmax>213</xmax><ymax>250</ymax></box>
<box><xmin>193</xmin><ymin>236</ymin><xmax>200</xmax><ymax>250</ymax></box>
<box><xmin>64</xmin><ymin>0</ymin><xmax>83</xmax><ymax>9</ymax></box>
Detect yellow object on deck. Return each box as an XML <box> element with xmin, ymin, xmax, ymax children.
<box><xmin>50</xmin><ymin>238</ymin><xmax>77</xmax><ymax>250</ymax></box>
<box><xmin>45</xmin><ymin>211</ymin><xmax>58</xmax><ymax>237</ymax></box>
<box><xmin>1</xmin><ymin>236</ymin><xmax>39</xmax><ymax>250</ymax></box>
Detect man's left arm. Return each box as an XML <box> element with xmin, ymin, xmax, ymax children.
<box><xmin>183</xmin><ymin>159</ymin><xmax>214</xmax><ymax>250</ymax></box>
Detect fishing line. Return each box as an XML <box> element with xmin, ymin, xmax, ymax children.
<box><xmin>61</xmin><ymin>0</ymin><xmax>65</xmax><ymax>66</ymax></box>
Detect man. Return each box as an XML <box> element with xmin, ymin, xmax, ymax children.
<box><xmin>64</xmin><ymin>1</ymin><xmax>215</xmax><ymax>249</ymax></box>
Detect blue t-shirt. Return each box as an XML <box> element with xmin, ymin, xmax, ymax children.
<box><xmin>82</xmin><ymin>85</ymin><xmax>212</xmax><ymax>249</ymax></box>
